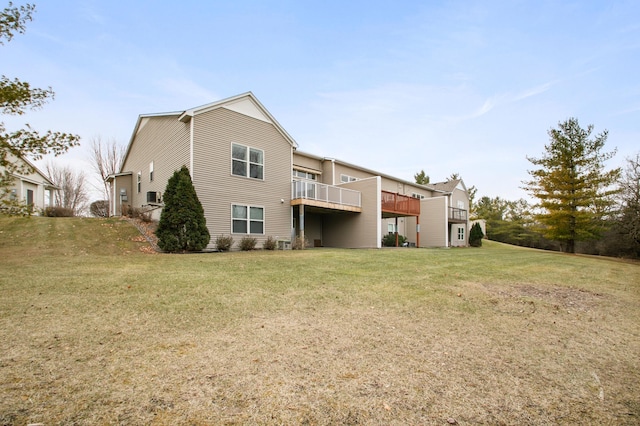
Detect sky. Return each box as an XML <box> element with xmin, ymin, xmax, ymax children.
<box><xmin>3</xmin><ymin>0</ymin><xmax>639</xmax><ymax>202</ymax></box>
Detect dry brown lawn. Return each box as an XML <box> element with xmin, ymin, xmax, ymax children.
<box><xmin>0</xmin><ymin>217</ymin><xmax>639</xmax><ymax>425</ymax></box>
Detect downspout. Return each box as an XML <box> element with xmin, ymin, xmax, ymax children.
<box><xmin>376</xmin><ymin>176</ymin><xmax>382</xmax><ymax>248</ymax></box>
<box><xmin>189</xmin><ymin>117</ymin><xmax>194</xmax><ymax>178</ymax></box>
<box><xmin>444</xmin><ymin>196</ymin><xmax>449</xmax><ymax>247</ymax></box>
<box><xmin>331</xmin><ymin>159</ymin><xmax>336</xmax><ymax>186</ymax></box>
<box><xmin>112</xmin><ymin>178</ymin><xmax>116</xmax><ymax>216</ymax></box>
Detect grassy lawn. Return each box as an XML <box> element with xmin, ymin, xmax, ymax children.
<box><xmin>1</xmin><ymin>216</ymin><xmax>639</xmax><ymax>425</ymax></box>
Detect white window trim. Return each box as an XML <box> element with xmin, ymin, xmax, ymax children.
<box><xmin>137</xmin><ymin>172</ymin><xmax>141</xmax><ymax>193</ymax></box>
<box><xmin>292</xmin><ymin>169</ymin><xmax>317</xmax><ymax>180</ymax></box>
<box><xmin>231</xmin><ymin>142</ymin><xmax>265</xmax><ymax>180</ymax></box>
<box><xmin>340</xmin><ymin>174</ymin><xmax>358</xmax><ymax>183</ymax></box>
<box><xmin>149</xmin><ymin>161</ymin><xmax>154</xmax><ymax>182</ymax></box>
<box><xmin>231</xmin><ymin>203</ymin><xmax>265</xmax><ymax>235</ymax></box>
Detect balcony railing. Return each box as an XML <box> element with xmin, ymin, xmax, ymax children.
<box><xmin>449</xmin><ymin>207</ymin><xmax>467</xmax><ymax>221</ymax></box>
<box><xmin>292</xmin><ymin>179</ymin><xmax>361</xmax><ymax>208</ymax></box>
<box><xmin>381</xmin><ymin>191</ymin><xmax>420</xmax><ymax>215</ymax></box>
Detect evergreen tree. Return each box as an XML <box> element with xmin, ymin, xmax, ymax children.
<box><xmin>414</xmin><ymin>169</ymin><xmax>430</xmax><ymax>185</ymax></box>
<box><xmin>469</xmin><ymin>222</ymin><xmax>484</xmax><ymax>247</ymax></box>
<box><xmin>524</xmin><ymin>118</ymin><xmax>621</xmax><ymax>253</ymax></box>
<box><xmin>156</xmin><ymin>166</ymin><xmax>210</xmax><ymax>252</ymax></box>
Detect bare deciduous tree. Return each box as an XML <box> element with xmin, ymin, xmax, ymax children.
<box><xmin>619</xmin><ymin>153</ymin><xmax>640</xmax><ymax>246</ymax></box>
<box><xmin>88</xmin><ymin>136</ymin><xmax>125</xmax><ymax>214</ymax></box>
<box><xmin>45</xmin><ymin>162</ymin><xmax>89</xmax><ymax>216</ymax></box>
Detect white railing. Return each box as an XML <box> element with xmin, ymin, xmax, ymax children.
<box><xmin>292</xmin><ymin>179</ymin><xmax>361</xmax><ymax>207</ymax></box>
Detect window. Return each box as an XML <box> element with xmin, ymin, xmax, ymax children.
<box><xmin>293</xmin><ymin>169</ymin><xmax>317</xmax><ymax>180</ymax></box>
<box><xmin>457</xmin><ymin>227</ymin><xmax>465</xmax><ymax>241</ymax></box>
<box><xmin>412</xmin><ymin>193</ymin><xmax>425</xmax><ymax>199</ymax></box>
<box><xmin>340</xmin><ymin>174</ymin><xmax>357</xmax><ymax>183</ymax></box>
<box><xmin>387</xmin><ymin>223</ymin><xmax>395</xmax><ymax>234</ymax></box>
<box><xmin>149</xmin><ymin>161</ymin><xmax>154</xmax><ymax>182</ymax></box>
<box><xmin>232</xmin><ymin>143</ymin><xmax>263</xmax><ymax>179</ymax></box>
<box><xmin>137</xmin><ymin>172</ymin><xmax>141</xmax><ymax>193</ymax></box>
<box><xmin>457</xmin><ymin>200</ymin><xmax>465</xmax><ymax>209</ymax></box>
<box><xmin>232</xmin><ymin>204</ymin><xmax>264</xmax><ymax>234</ymax></box>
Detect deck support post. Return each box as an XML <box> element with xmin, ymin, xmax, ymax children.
<box><xmin>395</xmin><ymin>217</ymin><xmax>399</xmax><ymax>247</ymax></box>
<box><xmin>299</xmin><ymin>204</ymin><xmax>305</xmax><ymax>249</ymax></box>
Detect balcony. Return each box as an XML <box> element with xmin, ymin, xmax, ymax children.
<box><xmin>291</xmin><ymin>179</ymin><xmax>362</xmax><ymax>212</ymax></box>
<box><xmin>381</xmin><ymin>191</ymin><xmax>420</xmax><ymax>217</ymax></box>
<box><xmin>449</xmin><ymin>207</ymin><xmax>467</xmax><ymax>222</ymax></box>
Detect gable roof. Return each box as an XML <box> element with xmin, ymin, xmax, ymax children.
<box><xmin>2</xmin><ymin>153</ymin><xmax>58</xmax><ymax>189</ymax></box>
<box><xmin>430</xmin><ymin>179</ymin><xmax>466</xmax><ymax>193</ymax></box>
<box><xmin>178</xmin><ymin>92</ymin><xmax>298</xmax><ymax>148</ymax></box>
<box><xmin>120</xmin><ymin>92</ymin><xmax>298</xmax><ymax>173</ymax></box>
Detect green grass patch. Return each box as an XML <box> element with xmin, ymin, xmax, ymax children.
<box><xmin>1</xmin><ymin>217</ymin><xmax>639</xmax><ymax>424</ymax></box>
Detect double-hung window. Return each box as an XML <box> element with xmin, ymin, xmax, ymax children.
<box><xmin>232</xmin><ymin>143</ymin><xmax>264</xmax><ymax>179</ymax></box>
<box><xmin>137</xmin><ymin>172</ymin><xmax>141</xmax><ymax>193</ymax></box>
<box><xmin>232</xmin><ymin>204</ymin><xmax>264</xmax><ymax>234</ymax></box>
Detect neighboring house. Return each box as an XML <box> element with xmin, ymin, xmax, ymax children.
<box><xmin>0</xmin><ymin>153</ymin><xmax>58</xmax><ymax>214</ymax></box>
<box><xmin>108</xmin><ymin>92</ymin><xmax>470</xmax><ymax>249</ymax></box>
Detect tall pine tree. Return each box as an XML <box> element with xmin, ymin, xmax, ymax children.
<box><xmin>156</xmin><ymin>166</ymin><xmax>210</xmax><ymax>252</ymax></box>
<box><xmin>524</xmin><ymin>118</ymin><xmax>620</xmax><ymax>253</ymax></box>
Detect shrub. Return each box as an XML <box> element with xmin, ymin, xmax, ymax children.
<box><xmin>0</xmin><ymin>198</ymin><xmax>32</xmax><ymax>217</ymax></box>
<box><xmin>263</xmin><ymin>236</ymin><xmax>277</xmax><ymax>250</ymax></box>
<box><xmin>43</xmin><ymin>206</ymin><xmax>74</xmax><ymax>217</ymax></box>
<box><xmin>123</xmin><ymin>205</ymin><xmax>151</xmax><ymax>222</ymax></box>
<box><xmin>292</xmin><ymin>236</ymin><xmax>308</xmax><ymax>250</ymax></box>
<box><xmin>215</xmin><ymin>235</ymin><xmax>234</xmax><ymax>252</ymax></box>
<box><xmin>382</xmin><ymin>233</ymin><xmax>407</xmax><ymax>247</ymax></box>
<box><xmin>469</xmin><ymin>222</ymin><xmax>484</xmax><ymax>247</ymax></box>
<box><xmin>155</xmin><ymin>166</ymin><xmax>210</xmax><ymax>252</ymax></box>
<box><xmin>90</xmin><ymin>200</ymin><xmax>109</xmax><ymax>218</ymax></box>
<box><xmin>239</xmin><ymin>236</ymin><xmax>257</xmax><ymax>251</ymax></box>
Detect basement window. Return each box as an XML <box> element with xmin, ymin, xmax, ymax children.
<box><xmin>232</xmin><ymin>204</ymin><xmax>264</xmax><ymax>234</ymax></box>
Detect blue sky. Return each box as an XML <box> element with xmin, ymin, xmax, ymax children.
<box><xmin>4</xmin><ymin>0</ymin><xmax>639</xmax><ymax>201</ymax></box>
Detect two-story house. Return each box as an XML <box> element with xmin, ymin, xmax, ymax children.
<box><xmin>107</xmin><ymin>92</ymin><xmax>470</xmax><ymax>249</ymax></box>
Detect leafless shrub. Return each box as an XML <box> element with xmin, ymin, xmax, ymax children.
<box><xmin>215</xmin><ymin>235</ymin><xmax>234</xmax><ymax>251</ymax></box>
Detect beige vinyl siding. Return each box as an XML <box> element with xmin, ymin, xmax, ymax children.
<box><xmin>1</xmin><ymin>154</ymin><xmax>53</xmax><ymax>212</ymax></box>
<box><xmin>451</xmin><ymin>224</ymin><xmax>466</xmax><ymax>247</ymax></box>
<box><xmin>121</xmin><ymin>115</ymin><xmax>190</xmax><ymax>208</ymax></box>
<box><xmin>292</xmin><ymin>153</ymin><xmax>323</xmax><ymax>175</ymax></box>
<box><xmin>323</xmin><ymin>176</ymin><xmax>381</xmax><ymax>248</ymax></box>
<box><xmin>112</xmin><ymin>174</ymin><xmax>132</xmax><ymax>216</ymax></box>
<box><xmin>421</xmin><ymin>196</ymin><xmax>448</xmax><ymax>247</ymax></box>
<box><xmin>333</xmin><ymin>163</ymin><xmax>378</xmax><ymax>183</ymax></box>
<box><xmin>451</xmin><ymin>188</ymin><xmax>468</xmax><ymax>211</ymax></box>
<box><xmin>192</xmin><ymin>107</ymin><xmax>293</xmax><ymax>248</ymax></box>
<box><xmin>380</xmin><ymin>176</ymin><xmax>433</xmax><ymax>198</ymax></box>
<box><xmin>321</xmin><ymin>160</ymin><xmax>335</xmax><ymax>185</ymax></box>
